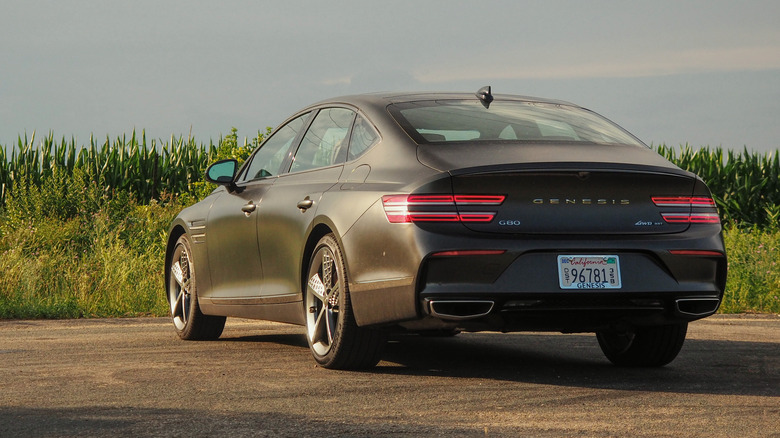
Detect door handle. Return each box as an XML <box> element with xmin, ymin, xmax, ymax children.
<box><xmin>241</xmin><ymin>202</ymin><xmax>257</xmax><ymax>216</ymax></box>
<box><xmin>297</xmin><ymin>199</ymin><xmax>314</xmax><ymax>211</ymax></box>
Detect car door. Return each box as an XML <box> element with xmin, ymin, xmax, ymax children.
<box><xmin>255</xmin><ymin>107</ymin><xmax>356</xmax><ymax>299</ymax></box>
<box><xmin>205</xmin><ymin>112</ymin><xmax>311</xmax><ymax>299</ymax></box>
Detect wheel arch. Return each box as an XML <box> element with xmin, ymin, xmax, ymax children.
<box><xmin>300</xmin><ymin>222</ymin><xmax>342</xmax><ymax>295</ymax></box>
<box><xmin>165</xmin><ymin>224</ymin><xmax>187</xmax><ymax>298</ymax></box>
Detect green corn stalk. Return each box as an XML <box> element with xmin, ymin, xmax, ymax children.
<box><xmin>657</xmin><ymin>144</ymin><xmax>780</xmax><ymax>229</ymax></box>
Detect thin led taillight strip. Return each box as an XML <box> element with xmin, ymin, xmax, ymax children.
<box><xmin>454</xmin><ymin>195</ymin><xmax>506</xmax><ymax>205</ymax></box>
<box><xmin>407</xmin><ymin>195</ymin><xmax>455</xmax><ymax>204</ymax></box>
<box><xmin>406</xmin><ymin>213</ymin><xmax>460</xmax><ymax>222</ymax></box>
<box><xmin>457</xmin><ymin>213</ymin><xmax>496</xmax><ymax>222</ymax></box>
<box><xmin>652</xmin><ymin>196</ymin><xmax>716</xmax><ymax>207</ymax></box>
<box><xmin>661</xmin><ymin>213</ymin><xmax>720</xmax><ymax>224</ymax></box>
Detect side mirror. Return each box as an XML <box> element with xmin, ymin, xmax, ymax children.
<box><xmin>205</xmin><ymin>159</ymin><xmax>238</xmax><ymax>190</ymax></box>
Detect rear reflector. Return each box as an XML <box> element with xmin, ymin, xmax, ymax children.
<box><xmin>669</xmin><ymin>250</ymin><xmax>724</xmax><ymax>256</ymax></box>
<box><xmin>382</xmin><ymin>194</ymin><xmax>504</xmax><ymax>223</ymax></box>
<box><xmin>431</xmin><ymin>250</ymin><xmax>506</xmax><ymax>257</ymax></box>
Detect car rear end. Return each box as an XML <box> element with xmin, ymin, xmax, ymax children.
<box><xmin>378</xmin><ymin>97</ymin><xmax>726</xmax><ymax>333</ymax></box>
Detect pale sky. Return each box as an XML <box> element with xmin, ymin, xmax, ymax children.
<box><xmin>2</xmin><ymin>0</ymin><xmax>779</xmax><ymax>152</ymax></box>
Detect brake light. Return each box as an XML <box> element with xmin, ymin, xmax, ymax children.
<box><xmin>652</xmin><ymin>196</ymin><xmax>716</xmax><ymax>207</ymax></box>
<box><xmin>653</xmin><ymin>195</ymin><xmax>720</xmax><ymax>224</ymax></box>
<box><xmin>382</xmin><ymin>194</ymin><xmax>505</xmax><ymax>223</ymax></box>
<box><xmin>661</xmin><ymin>213</ymin><xmax>720</xmax><ymax>224</ymax></box>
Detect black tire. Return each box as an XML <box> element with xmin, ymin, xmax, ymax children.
<box><xmin>304</xmin><ymin>234</ymin><xmax>386</xmax><ymax>369</ymax></box>
<box><xmin>596</xmin><ymin>323</ymin><xmax>688</xmax><ymax>367</ymax></box>
<box><xmin>167</xmin><ymin>234</ymin><xmax>226</xmax><ymax>340</ymax></box>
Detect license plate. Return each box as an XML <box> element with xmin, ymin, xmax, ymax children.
<box><xmin>557</xmin><ymin>255</ymin><xmax>622</xmax><ymax>289</ymax></box>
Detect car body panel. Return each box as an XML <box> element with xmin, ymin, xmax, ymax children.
<box><xmin>205</xmin><ymin>181</ymin><xmax>272</xmax><ymax>298</ymax></box>
<box><xmin>166</xmin><ymin>90</ymin><xmax>727</xmax><ymax>336</ymax></box>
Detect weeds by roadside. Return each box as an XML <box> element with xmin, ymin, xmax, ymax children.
<box><xmin>0</xmin><ymin>136</ymin><xmax>777</xmax><ymax>318</ymax></box>
<box><xmin>721</xmin><ymin>227</ymin><xmax>780</xmax><ymax>314</ymax></box>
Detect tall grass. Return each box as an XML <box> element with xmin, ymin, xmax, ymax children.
<box><xmin>721</xmin><ymin>227</ymin><xmax>780</xmax><ymax>313</ymax></box>
<box><xmin>0</xmin><ymin>196</ymin><xmax>181</xmax><ymax>318</ymax></box>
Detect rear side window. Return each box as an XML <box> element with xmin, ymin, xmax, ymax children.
<box><xmin>388</xmin><ymin>100</ymin><xmax>643</xmax><ymax>147</ymax></box>
<box><xmin>348</xmin><ymin>116</ymin><xmax>380</xmax><ymax>160</ymax></box>
<box><xmin>290</xmin><ymin>108</ymin><xmax>356</xmax><ymax>173</ymax></box>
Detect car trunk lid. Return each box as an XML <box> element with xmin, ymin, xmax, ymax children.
<box><xmin>418</xmin><ymin>143</ymin><xmax>699</xmax><ymax>235</ymax></box>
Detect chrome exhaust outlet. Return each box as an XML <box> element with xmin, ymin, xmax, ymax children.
<box><xmin>676</xmin><ymin>298</ymin><xmax>720</xmax><ymax>316</ymax></box>
<box><xmin>427</xmin><ymin>300</ymin><xmax>494</xmax><ymax>321</ymax></box>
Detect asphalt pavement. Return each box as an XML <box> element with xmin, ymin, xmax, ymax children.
<box><xmin>1</xmin><ymin>315</ymin><xmax>778</xmax><ymax>437</ymax></box>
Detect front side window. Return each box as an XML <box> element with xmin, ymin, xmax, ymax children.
<box><xmin>290</xmin><ymin>108</ymin><xmax>356</xmax><ymax>173</ymax></box>
<box><xmin>240</xmin><ymin>112</ymin><xmax>311</xmax><ymax>182</ymax></box>
<box><xmin>388</xmin><ymin>100</ymin><xmax>643</xmax><ymax>147</ymax></box>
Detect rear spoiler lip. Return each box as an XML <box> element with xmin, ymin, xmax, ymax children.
<box><xmin>446</xmin><ymin>162</ymin><xmax>694</xmax><ymax>179</ymax></box>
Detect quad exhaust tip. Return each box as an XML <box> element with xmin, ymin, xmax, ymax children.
<box><xmin>427</xmin><ymin>300</ymin><xmax>494</xmax><ymax>321</ymax></box>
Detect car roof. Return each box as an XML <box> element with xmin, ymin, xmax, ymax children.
<box><xmin>307</xmin><ymin>91</ymin><xmax>581</xmax><ymax>112</ymax></box>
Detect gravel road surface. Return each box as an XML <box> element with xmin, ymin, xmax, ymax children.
<box><xmin>1</xmin><ymin>315</ymin><xmax>778</xmax><ymax>437</ymax></box>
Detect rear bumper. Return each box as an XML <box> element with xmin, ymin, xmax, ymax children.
<box><xmin>344</xmin><ymin>200</ymin><xmax>726</xmax><ymax>331</ymax></box>
<box><xmin>418</xmin><ymin>292</ymin><xmax>721</xmax><ymax>333</ymax></box>
<box><xmin>415</xmin><ymin>246</ymin><xmax>725</xmax><ymax>332</ymax></box>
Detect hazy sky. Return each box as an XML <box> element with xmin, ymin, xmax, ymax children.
<box><xmin>2</xmin><ymin>0</ymin><xmax>779</xmax><ymax>152</ymax></box>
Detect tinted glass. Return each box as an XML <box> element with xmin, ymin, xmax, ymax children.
<box><xmin>389</xmin><ymin>100</ymin><xmax>643</xmax><ymax>147</ymax></box>
<box><xmin>240</xmin><ymin>112</ymin><xmax>310</xmax><ymax>182</ymax></box>
<box><xmin>290</xmin><ymin>108</ymin><xmax>355</xmax><ymax>173</ymax></box>
<box><xmin>348</xmin><ymin>116</ymin><xmax>379</xmax><ymax>160</ymax></box>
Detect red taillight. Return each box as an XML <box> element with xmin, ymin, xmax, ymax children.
<box><xmin>652</xmin><ymin>196</ymin><xmax>716</xmax><ymax>207</ymax></box>
<box><xmin>406</xmin><ymin>213</ymin><xmax>460</xmax><ymax>222</ymax></box>
<box><xmin>661</xmin><ymin>213</ymin><xmax>720</xmax><ymax>224</ymax></box>
<box><xmin>407</xmin><ymin>195</ymin><xmax>455</xmax><ymax>204</ymax></box>
<box><xmin>431</xmin><ymin>250</ymin><xmax>507</xmax><ymax>257</ymax></box>
<box><xmin>382</xmin><ymin>194</ymin><xmax>504</xmax><ymax>223</ymax></box>
<box><xmin>453</xmin><ymin>195</ymin><xmax>506</xmax><ymax>205</ymax></box>
<box><xmin>457</xmin><ymin>213</ymin><xmax>496</xmax><ymax>222</ymax></box>
<box><xmin>654</xmin><ymin>195</ymin><xmax>720</xmax><ymax>224</ymax></box>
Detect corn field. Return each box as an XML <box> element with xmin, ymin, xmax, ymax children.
<box><xmin>657</xmin><ymin>144</ymin><xmax>780</xmax><ymax>229</ymax></box>
<box><xmin>0</xmin><ymin>129</ymin><xmax>262</xmax><ymax>208</ymax></box>
<box><xmin>0</xmin><ymin>135</ymin><xmax>777</xmax><ymax>229</ymax></box>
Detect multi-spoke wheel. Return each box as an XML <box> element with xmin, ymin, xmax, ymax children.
<box><xmin>305</xmin><ymin>234</ymin><xmax>386</xmax><ymax>369</ymax></box>
<box><xmin>167</xmin><ymin>234</ymin><xmax>225</xmax><ymax>340</ymax></box>
<box><xmin>596</xmin><ymin>323</ymin><xmax>688</xmax><ymax>367</ymax></box>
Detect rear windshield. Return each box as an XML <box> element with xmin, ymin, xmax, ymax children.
<box><xmin>388</xmin><ymin>100</ymin><xmax>644</xmax><ymax>147</ymax></box>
